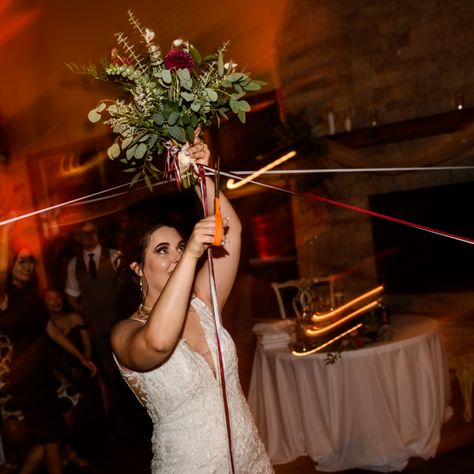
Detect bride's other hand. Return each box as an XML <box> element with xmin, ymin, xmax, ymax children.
<box><xmin>185</xmin><ymin>215</ymin><xmax>217</xmax><ymax>259</ymax></box>
<box><xmin>185</xmin><ymin>127</ymin><xmax>210</xmax><ymax>167</ymax></box>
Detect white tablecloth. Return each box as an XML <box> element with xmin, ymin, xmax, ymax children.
<box><xmin>248</xmin><ymin>315</ymin><xmax>451</xmax><ymax>472</ymax></box>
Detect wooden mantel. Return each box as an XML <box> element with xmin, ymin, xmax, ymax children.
<box><xmin>328</xmin><ymin>107</ymin><xmax>474</xmax><ymax>149</ymax></box>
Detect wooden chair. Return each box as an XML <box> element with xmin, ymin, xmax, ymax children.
<box><xmin>271</xmin><ymin>276</ymin><xmax>336</xmax><ymax>319</ymax></box>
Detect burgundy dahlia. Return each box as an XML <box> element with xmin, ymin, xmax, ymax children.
<box><xmin>163</xmin><ymin>48</ymin><xmax>196</xmax><ymax>71</ymax></box>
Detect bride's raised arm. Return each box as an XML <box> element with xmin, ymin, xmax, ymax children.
<box><xmin>191</xmin><ymin>143</ymin><xmax>242</xmax><ymax>312</ymax></box>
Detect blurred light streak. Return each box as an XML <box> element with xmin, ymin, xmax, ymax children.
<box><xmin>0</xmin><ymin>0</ymin><xmax>45</xmax><ymax>46</ymax></box>
<box><xmin>229</xmin><ymin>165</ymin><xmax>474</xmax><ymax>175</ymax></box>
<box><xmin>0</xmin><ymin>177</ymin><xmax>170</xmax><ymax>227</ymax></box>
<box><xmin>226</xmin><ymin>150</ymin><xmax>296</xmax><ymax>189</ymax></box>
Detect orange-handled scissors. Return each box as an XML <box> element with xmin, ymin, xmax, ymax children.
<box><xmin>213</xmin><ymin>156</ymin><xmax>223</xmax><ymax>246</ymax></box>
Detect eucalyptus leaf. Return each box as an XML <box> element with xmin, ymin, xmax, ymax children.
<box><xmin>129</xmin><ymin>171</ymin><xmax>142</xmax><ymax>188</ymax></box>
<box><xmin>230</xmin><ymin>92</ymin><xmax>245</xmax><ymax>100</ymax></box>
<box><xmin>227</xmin><ymin>72</ymin><xmax>245</xmax><ymax>83</ymax></box>
<box><xmin>186</xmin><ymin>126</ymin><xmax>195</xmax><ymax>143</ymax></box>
<box><xmin>168</xmin><ymin>111</ymin><xmax>180</xmax><ymax>126</ymax></box>
<box><xmin>149</xmin><ymin>162</ymin><xmax>160</xmax><ymax>173</ymax></box>
<box><xmin>181</xmin><ymin>91</ymin><xmax>194</xmax><ymax>101</ymax></box>
<box><xmin>153</xmin><ymin>113</ymin><xmax>164</xmax><ymax>126</ymax></box>
<box><xmin>203</xmin><ymin>53</ymin><xmax>219</xmax><ymax>62</ymax></box>
<box><xmin>237</xmin><ymin>111</ymin><xmax>246</xmax><ymax>123</ymax></box>
<box><xmin>135</xmin><ymin>143</ymin><xmax>147</xmax><ymax>159</ymax></box>
<box><xmin>162</xmin><ymin>69</ymin><xmax>172</xmax><ymax>83</ymax></box>
<box><xmin>121</xmin><ymin>136</ymin><xmax>134</xmax><ymax>149</ymax></box>
<box><xmin>144</xmin><ymin>173</ymin><xmax>152</xmax><ymax>190</ymax></box>
<box><xmin>149</xmin><ymin>134</ymin><xmax>158</xmax><ymax>149</ymax></box>
<box><xmin>107</xmin><ymin>143</ymin><xmax>121</xmax><ymax>159</ymax></box>
<box><xmin>177</xmin><ymin>68</ymin><xmax>191</xmax><ymax>82</ymax></box>
<box><xmin>206</xmin><ymin>88</ymin><xmax>218</xmax><ymax>102</ymax></box>
<box><xmin>167</xmin><ymin>125</ymin><xmax>186</xmax><ymax>143</ymax></box>
<box><xmin>234</xmin><ymin>83</ymin><xmax>244</xmax><ymax>94</ymax></box>
<box><xmin>191</xmin><ymin>102</ymin><xmax>201</xmax><ymax>112</ymax></box>
<box><xmin>139</xmin><ymin>134</ymin><xmax>150</xmax><ymax>142</ymax></box>
<box><xmin>124</xmin><ymin>168</ymin><xmax>137</xmax><ymax>172</ymax></box>
<box><xmin>242</xmin><ymin>80</ymin><xmax>262</xmax><ymax>91</ymax></box>
<box><xmin>239</xmin><ymin>100</ymin><xmax>251</xmax><ymax>112</ymax></box>
<box><xmin>188</xmin><ymin>44</ymin><xmax>202</xmax><ymax>64</ymax></box>
<box><xmin>190</xmin><ymin>114</ymin><xmax>199</xmax><ymax>128</ymax></box>
<box><xmin>229</xmin><ymin>99</ymin><xmax>240</xmax><ymax>114</ymax></box>
<box><xmin>126</xmin><ymin>144</ymin><xmax>137</xmax><ymax>160</ymax></box>
<box><xmin>88</xmin><ymin>109</ymin><xmax>102</xmax><ymax>123</ymax></box>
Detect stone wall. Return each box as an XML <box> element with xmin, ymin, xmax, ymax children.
<box><xmin>277</xmin><ymin>0</ymin><xmax>474</xmax><ymax>314</ymax></box>
<box><xmin>277</xmin><ymin>0</ymin><xmax>474</xmax><ymax>134</ymax></box>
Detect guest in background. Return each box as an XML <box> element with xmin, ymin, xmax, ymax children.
<box><xmin>44</xmin><ymin>288</ymin><xmax>103</xmax><ymax>467</ymax></box>
<box><xmin>0</xmin><ymin>223</ymin><xmax>96</xmax><ymax>474</ymax></box>
<box><xmin>64</xmin><ymin>219</ymin><xmax>129</xmax><ymax>437</ymax></box>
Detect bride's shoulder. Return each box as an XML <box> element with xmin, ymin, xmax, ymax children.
<box><xmin>112</xmin><ymin>313</ymin><xmax>143</xmax><ymax>336</ymax></box>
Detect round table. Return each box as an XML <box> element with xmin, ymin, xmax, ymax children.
<box><xmin>247</xmin><ymin>315</ymin><xmax>451</xmax><ymax>472</ymax></box>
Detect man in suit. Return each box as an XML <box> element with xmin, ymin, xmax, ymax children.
<box><xmin>64</xmin><ymin>219</ymin><xmax>124</xmax><ymax>437</ymax></box>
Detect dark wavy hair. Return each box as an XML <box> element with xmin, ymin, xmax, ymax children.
<box><xmin>117</xmin><ymin>214</ymin><xmax>187</xmax><ymax>315</ymax></box>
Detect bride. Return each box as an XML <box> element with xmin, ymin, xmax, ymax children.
<box><xmin>111</xmin><ymin>137</ymin><xmax>273</xmax><ymax>473</ymax></box>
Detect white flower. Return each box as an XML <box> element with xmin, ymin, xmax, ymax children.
<box><xmin>224</xmin><ymin>60</ymin><xmax>238</xmax><ymax>72</ymax></box>
<box><xmin>145</xmin><ymin>28</ymin><xmax>155</xmax><ymax>42</ymax></box>
<box><xmin>172</xmin><ymin>38</ymin><xmax>185</xmax><ymax>48</ymax></box>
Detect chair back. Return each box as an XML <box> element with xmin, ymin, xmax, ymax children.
<box><xmin>271</xmin><ymin>276</ymin><xmax>336</xmax><ymax>319</ymax></box>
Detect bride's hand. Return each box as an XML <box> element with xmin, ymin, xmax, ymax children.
<box><xmin>185</xmin><ymin>216</ymin><xmax>219</xmax><ymax>258</ymax></box>
<box><xmin>183</xmin><ymin>127</ymin><xmax>210</xmax><ymax>167</ymax></box>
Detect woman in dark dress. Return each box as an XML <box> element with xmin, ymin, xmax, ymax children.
<box><xmin>0</xmin><ymin>224</ymin><xmax>96</xmax><ymax>474</ymax></box>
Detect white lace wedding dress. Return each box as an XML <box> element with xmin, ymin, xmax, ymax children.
<box><xmin>115</xmin><ymin>296</ymin><xmax>273</xmax><ymax>473</ymax></box>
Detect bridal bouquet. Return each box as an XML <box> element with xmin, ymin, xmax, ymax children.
<box><xmin>68</xmin><ymin>10</ymin><xmax>264</xmax><ymax>188</ymax></box>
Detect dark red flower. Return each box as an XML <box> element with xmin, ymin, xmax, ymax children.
<box><xmin>163</xmin><ymin>48</ymin><xmax>195</xmax><ymax>71</ymax></box>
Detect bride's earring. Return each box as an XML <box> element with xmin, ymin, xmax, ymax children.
<box><xmin>140</xmin><ymin>277</ymin><xmax>143</xmax><ymax>293</ymax></box>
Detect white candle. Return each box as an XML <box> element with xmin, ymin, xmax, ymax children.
<box><xmin>344</xmin><ymin>111</ymin><xmax>352</xmax><ymax>132</ymax></box>
<box><xmin>327</xmin><ymin>111</ymin><xmax>335</xmax><ymax>135</ymax></box>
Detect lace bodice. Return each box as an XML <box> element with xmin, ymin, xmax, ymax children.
<box><xmin>114</xmin><ymin>297</ymin><xmax>273</xmax><ymax>474</ymax></box>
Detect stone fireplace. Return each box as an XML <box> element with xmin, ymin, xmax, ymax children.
<box><xmin>274</xmin><ymin>0</ymin><xmax>474</xmax><ymax>316</ymax></box>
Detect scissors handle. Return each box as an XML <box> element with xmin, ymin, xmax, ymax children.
<box><xmin>213</xmin><ymin>157</ymin><xmax>223</xmax><ymax>246</ymax></box>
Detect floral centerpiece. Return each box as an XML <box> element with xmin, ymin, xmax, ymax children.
<box><xmin>68</xmin><ymin>10</ymin><xmax>264</xmax><ymax>189</ymax></box>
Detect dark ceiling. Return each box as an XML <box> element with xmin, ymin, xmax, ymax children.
<box><xmin>0</xmin><ymin>0</ymin><xmax>288</xmax><ymax>156</ymax></box>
